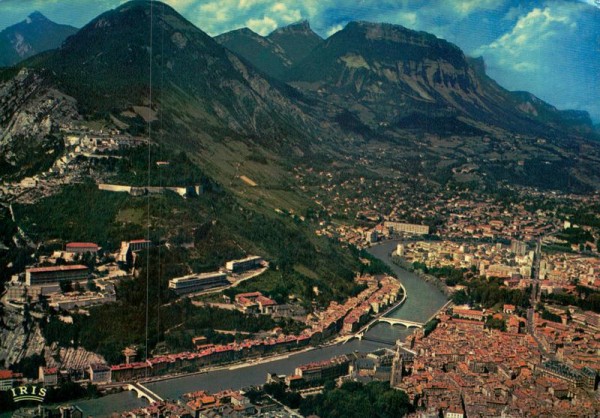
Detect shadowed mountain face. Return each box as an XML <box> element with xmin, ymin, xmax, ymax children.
<box><xmin>216</xmin><ymin>21</ymin><xmax>323</xmax><ymax>80</ymax></box>
<box><xmin>0</xmin><ymin>12</ymin><xmax>78</xmax><ymax>67</ymax></box>
<box><xmin>267</xmin><ymin>21</ymin><xmax>323</xmax><ymax>64</ymax></box>
<box><xmin>216</xmin><ymin>28</ymin><xmax>292</xmax><ymax>79</ymax></box>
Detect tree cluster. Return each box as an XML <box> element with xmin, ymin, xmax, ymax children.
<box><xmin>299</xmin><ymin>381</ymin><xmax>413</xmax><ymax>418</ymax></box>
<box><xmin>453</xmin><ymin>277</ymin><xmax>530</xmax><ymax>309</ymax></box>
<box><xmin>542</xmin><ymin>287</ymin><xmax>600</xmax><ymax>314</ymax></box>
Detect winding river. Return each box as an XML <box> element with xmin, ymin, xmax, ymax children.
<box><xmin>72</xmin><ymin>240</ymin><xmax>447</xmax><ymax>416</ymax></box>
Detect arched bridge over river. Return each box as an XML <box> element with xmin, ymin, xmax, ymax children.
<box><xmin>126</xmin><ymin>382</ymin><xmax>164</xmax><ymax>404</ymax></box>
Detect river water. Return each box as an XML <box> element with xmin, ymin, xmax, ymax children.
<box><xmin>73</xmin><ymin>240</ymin><xmax>447</xmax><ymax>417</ymax></box>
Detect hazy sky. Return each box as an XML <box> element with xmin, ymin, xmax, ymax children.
<box><xmin>1</xmin><ymin>0</ymin><xmax>599</xmax><ymax>121</ymax></box>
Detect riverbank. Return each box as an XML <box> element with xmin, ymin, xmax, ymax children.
<box><xmin>70</xmin><ymin>240</ymin><xmax>447</xmax><ymax>416</ymax></box>
<box><xmin>126</xmin><ymin>278</ymin><xmax>407</xmax><ymax>386</ymax></box>
<box><xmin>136</xmin><ymin>344</ymin><xmax>316</xmax><ymax>385</ymax></box>
<box><xmin>390</xmin><ymin>254</ymin><xmax>453</xmax><ymax>298</ymax></box>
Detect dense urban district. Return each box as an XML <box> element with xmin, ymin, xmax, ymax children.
<box><xmin>0</xmin><ymin>1</ymin><xmax>600</xmax><ymax>417</ymax></box>
<box><xmin>1</xmin><ymin>120</ymin><xmax>599</xmax><ymax>417</ymax></box>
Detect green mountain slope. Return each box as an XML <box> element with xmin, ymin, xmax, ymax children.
<box><xmin>215</xmin><ymin>28</ymin><xmax>292</xmax><ymax>79</ymax></box>
<box><xmin>23</xmin><ymin>1</ymin><xmax>321</xmax><ymax>148</ymax></box>
<box><xmin>216</xmin><ymin>21</ymin><xmax>323</xmax><ymax>80</ymax></box>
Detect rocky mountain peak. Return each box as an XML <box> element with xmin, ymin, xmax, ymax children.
<box><xmin>467</xmin><ymin>56</ymin><xmax>487</xmax><ymax>76</ymax></box>
<box><xmin>0</xmin><ymin>11</ymin><xmax>78</xmax><ymax>66</ymax></box>
<box><xmin>26</xmin><ymin>12</ymin><xmax>49</xmax><ymax>23</ymax></box>
<box><xmin>215</xmin><ymin>27</ymin><xmax>264</xmax><ymax>44</ymax></box>
<box><xmin>266</xmin><ymin>20</ymin><xmax>322</xmax><ymax>66</ymax></box>
<box><xmin>340</xmin><ymin>21</ymin><xmax>464</xmax><ymax>57</ymax></box>
<box><xmin>270</xmin><ymin>20</ymin><xmax>313</xmax><ymax>35</ymax></box>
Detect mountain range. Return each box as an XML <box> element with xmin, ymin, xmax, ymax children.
<box><xmin>221</xmin><ymin>21</ymin><xmax>595</xmax><ymax>138</ymax></box>
<box><xmin>1</xmin><ymin>0</ymin><xmax>600</xmax><ymax>193</ymax></box>
<box><xmin>215</xmin><ymin>20</ymin><xmax>323</xmax><ymax>79</ymax></box>
<box><xmin>0</xmin><ymin>12</ymin><xmax>77</xmax><ymax>67</ymax></box>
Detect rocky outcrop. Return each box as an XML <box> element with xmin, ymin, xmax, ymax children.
<box><xmin>0</xmin><ymin>69</ymin><xmax>78</xmax><ymax>178</ymax></box>
<box><xmin>0</xmin><ymin>306</ymin><xmax>46</xmax><ymax>367</ymax></box>
<box><xmin>45</xmin><ymin>344</ymin><xmax>106</xmax><ymax>370</ymax></box>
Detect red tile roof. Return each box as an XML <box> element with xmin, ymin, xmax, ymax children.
<box><xmin>66</xmin><ymin>242</ymin><xmax>99</xmax><ymax>249</ymax></box>
<box><xmin>27</xmin><ymin>265</ymin><xmax>88</xmax><ymax>273</ymax></box>
<box><xmin>256</xmin><ymin>296</ymin><xmax>277</xmax><ymax>306</ymax></box>
<box><xmin>235</xmin><ymin>291</ymin><xmax>262</xmax><ymax>299</ymax></box>
<box><xmin>0</xmin><ymin>370</ymin><xmax>14</xmax><ymax>379</ymax></box>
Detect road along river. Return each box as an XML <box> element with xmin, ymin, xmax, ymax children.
<box><xmin>75</xmin><ymin>240</ymin><xmax>448</xmax><ymax>416</ymax></box>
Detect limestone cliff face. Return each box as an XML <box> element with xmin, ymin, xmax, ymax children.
<box><xmin>285</xmin><ymin>22</ymin><xmax>483</xmax><ymax>126</ymax></box>
<box><xmin>285</xmin><ymin>21</ymin><xmax>592</xmax><ymax>137</ymax></box>
<box><xmin>0</xmin><ymin>69</ymin><xmax>78</xmax><ymax>177</ymax></box>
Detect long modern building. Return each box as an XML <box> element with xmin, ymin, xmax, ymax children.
<box><xmin>26</xmin><ymin>265</ymin><xmax>89</xmax><ymax>286</ymax></box>
<box><xmin>225</xmin><ymin>256</ymin><xmax>263</xmax><ymax>273</ymax></box>
<box><xmin>128</xmin><ymin>239</ymin><xmax>152</xmax><ymax>252</ymax></box>
<box><xmin>66</xmin><ymin>242</ymin><xmax>100</xmax><ymax>254</ymax></box>
<box><xmin>168</xmin><ymin>272</ymin><xmax>228</xmax><ymax>294</ymax></box>
<box><xmin>384</xmin><ymin>221</ymin><xmax>430</xmax><ymax>235</ymax></box>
